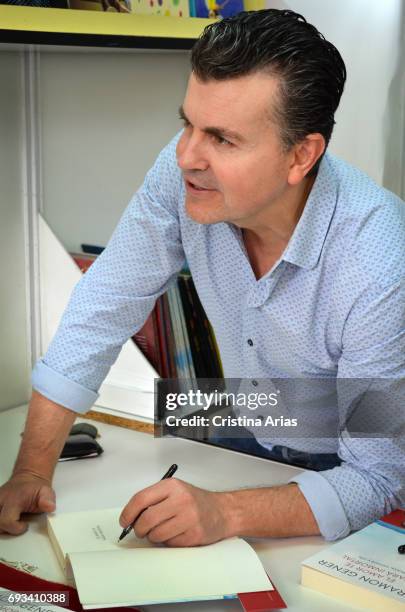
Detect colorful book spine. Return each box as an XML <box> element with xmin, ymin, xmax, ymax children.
<box><xmin>167</xmin><ymin>284</ymin><xmax>189</xmax><ymax>379</ymax></box>
<box><xmin>178</xmin><ymin>275</ymin><xmax>205</xmax><ymax>377</ymax></box>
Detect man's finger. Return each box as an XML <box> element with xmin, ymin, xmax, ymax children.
<box><xmin>0</xmin><ymin>523</ymin><xmax>28</xmax><ymax>535</ymax></box>
<box><xmin>37</xmin><ymin>486</ymin><xmax>56</xmax><ymax>513</ymax></box>
<box><xmin>147</xmin><ymin>516</ymin><xmax>185</xmax><ymax>544</ymax></box>
<box><xmin>119</xmin><ymin>479</ymin><xmax>175</xmax><ymax>527</ymax></box>
<box><xmin>165</xmin><ymin>531</ymin><xmax>191</xmax><ymax>547</ymax></box>
<box><xmin>134</xmin><ymin>499</ymin><xmax>176</xmax><ymax>538</ymax></box>
<box><xmin>0</xmin><ymin>503</ymin><xmax>28</xmax><ymax>535</ymax></box>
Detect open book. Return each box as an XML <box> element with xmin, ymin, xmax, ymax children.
<box><xmin>47</xmin><ymin>508</ymin><xmax>272</xmax><ymax>609</ymax></box>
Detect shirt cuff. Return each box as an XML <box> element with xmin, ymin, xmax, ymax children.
<box><xmin>288</xmin><ymin>470</ymin><xmax>350</xmax><ymax>541</ymax></box>
<box><xmin>32</xmin><ymin>360</ymin><xmax>99</xmax><ymax>414</ymax></box>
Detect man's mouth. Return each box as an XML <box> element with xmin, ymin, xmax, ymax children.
<box><xmin>185</xmin><ymin>179</ymin><xmax>216</xmax><ymax>192</ymax></box>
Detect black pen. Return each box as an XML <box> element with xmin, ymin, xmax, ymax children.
<box><xmin>118</xmin><ymin>463</ymin><xmax>178</xmax><ymax>542</ymax></box>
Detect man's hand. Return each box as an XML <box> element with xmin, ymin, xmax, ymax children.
<box><xmin>0</xmin><ymin>473</ymin><xmax>56</xmax><ymax>535</ymax></box>
<box><xmin>0</xmin><ymin>390</ymin><xmax>76</xmax><ymax>536</ymax></box>
<box><xmin>120</xmin><ymin>480</ymin><xmax>320</xmax><ymax>546</ymax></box>
<box><xmin>119</xmin><ymin>478</ymin><xmax>234</xmax><ymax>547</ymax></box>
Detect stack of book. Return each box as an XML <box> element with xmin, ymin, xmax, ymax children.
<box><xmin>301</xmin><ymin>509</ymin><xmax>405</xmax><ymax>611</ymax></box>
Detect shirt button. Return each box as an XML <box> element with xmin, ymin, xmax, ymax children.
<box><xmin>252</xmin><ymin>379</ymin><xmax>258</xmax><ymax>386</ymax></box>
<box><xmin>247</xmin><ymin>339</ymin><xmax>254</xmax><ymax>346</ymax></box>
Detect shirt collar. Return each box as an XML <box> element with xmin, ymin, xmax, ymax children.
<box><xmin>282</xmin><ymin>152</ymin><xmax>339</xmax><ymax>270</ymax></box>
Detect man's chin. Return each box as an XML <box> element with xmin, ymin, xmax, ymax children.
<box><xmin>185</xmin><ymin>197</ymin><xmax>227</xmax><ymax>225</ymax></box>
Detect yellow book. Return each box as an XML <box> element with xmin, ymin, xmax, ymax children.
<box><xmin>47</xmin><ymin>507</ymin><xmax>272</xmax><ymax>608</ymax></box>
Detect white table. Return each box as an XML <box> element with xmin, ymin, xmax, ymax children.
<box><xmin>0</xmin><ymin>405</ymin><xmax>362</xmax><ymax>611</ymax></box>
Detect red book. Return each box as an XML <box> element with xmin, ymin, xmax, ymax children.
<box><xmin>132</xmin><ymin>305</ymin><xmax>163</xmax><ymax>375</ymax></box>
<box><xmin>71</xmin><ymin>253</ymin><xmax>97</xmax><ymax>274</ymax></box>
<box><xmin>379</xmin><ymin>508</ymin><xmax>405</xmax><ymax>528</ymax></box>
<box><xmin>239</xmin><ymin>576</ymin><xmax>287</xmax><ymax>610</ymax></box>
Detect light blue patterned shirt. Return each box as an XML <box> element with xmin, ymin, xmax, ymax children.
<box><xmin>32</xmin><ymin>132</ymin><xmax>405</xmax><ymax>541</ymax></box>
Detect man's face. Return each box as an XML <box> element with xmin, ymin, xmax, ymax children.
<box><xmin>176</xmin><ymin>72</ymin><xmax>294</xmax><ymax>227</ymax></box>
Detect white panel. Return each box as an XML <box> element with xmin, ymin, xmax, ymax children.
<box><xmin>267</xmin><ymin>0</ymin><xmax>404</xmax><ymax>195</ymax></box>
<box><xmin>0</xmin><ymin>52</ymin><xmax>30</xmax><ymax>411</ymax></box>
<box><xmin>39</xmin><ymin>51</ymin><xmax>190</xmax><ymax>251</ymax></box>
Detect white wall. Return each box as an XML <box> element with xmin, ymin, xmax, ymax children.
<box><xmin>267</xmin><ymin>0</ymin><xmax>405</xmax><ymax>196</ymax></box>
<box><xmin>39</xmin><ymin>51</ymin><xmax>190</xmax><ymax>252</ymax></box>
<box><xmin>0</xmin><ymin>52</ymin><xmax>31</xmax><ymax>411</ymax></box>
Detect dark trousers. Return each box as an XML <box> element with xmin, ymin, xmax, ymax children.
<box><xmin>210</xmin><ymin>428</ymin><xmax>341</xmax><ymax>471</ymax></box>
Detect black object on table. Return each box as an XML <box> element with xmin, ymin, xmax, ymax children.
<box><xmin>59</xmin><ymin>422</ymin><xmax>103</xmax><ymax>461</ymax></box>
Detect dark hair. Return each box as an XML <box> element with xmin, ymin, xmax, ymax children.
<box><xmin>191</xmin><ymin>9</ymin><xmax>346</xmax><ymax>175</ymax></box>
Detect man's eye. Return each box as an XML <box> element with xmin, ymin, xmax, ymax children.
<box><xmin>213</xmin><ymin>134</ymin><xmax>232</xmax><ymax>146</ymax></box>
<box><xmin>179</xmin><ymin>117</ymin><xmax>190</xmax><ymax>128</ymax></box>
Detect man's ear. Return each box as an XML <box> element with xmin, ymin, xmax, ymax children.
<box><xmin>288</xmin><ymin>134</ymin><xmax>325</xmax><ymax>185</ymax></box>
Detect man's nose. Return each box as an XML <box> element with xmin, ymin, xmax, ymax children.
<box><xmin>176</xmin><ymin>130</ymin><xmax>209</xmax><ymax>172</ymax></box>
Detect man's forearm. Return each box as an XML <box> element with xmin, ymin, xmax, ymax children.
<box><xmin>222</xmin><ymin>483</ymin><xmax>320</xmax><ymax>538</ymax></box>
<box><xmin>13</xmin><ymin>390</ymin><xmax>77</xmax><ymax>481</ymax></box>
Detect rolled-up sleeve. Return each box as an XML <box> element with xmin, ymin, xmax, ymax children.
<box><xmin>32</xmin><ymin>133</ymin><xmax>185</xmax><ymax>413</ymax></box>
<box><xmin>290</xmin><ymin>277</ymin><xmax>405</xmax><ymax>540</ymax></box>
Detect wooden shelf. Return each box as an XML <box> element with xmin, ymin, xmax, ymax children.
<box><xmin>0</xmin><ymin>6</ymin><xmax>216</xmax><ymax>49</ymax></box>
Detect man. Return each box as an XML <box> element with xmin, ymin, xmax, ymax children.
<box><xmin>0</xmin><ymin>10</ymin><xmax>404</xmax><ymax>545</ymax></box>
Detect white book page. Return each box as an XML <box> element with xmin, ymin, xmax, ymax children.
<box><xmin>48</xmin><ymin>508</ymin><xmax>152</xmax><ymax>561</ymax></box>
<box><xmin>68</xmin><ymin>538</ymin><xmax>272</xmax><ymax>608</ymax></box>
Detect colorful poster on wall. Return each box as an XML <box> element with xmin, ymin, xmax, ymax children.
<box><xmin>68</xmin><ymin>0</ymin><xmax>130</xmax><ymax>11</ymax></box>
<box><xmin>129</xmin><ymin>0</ymin><xmax>189</xmax><ymax>17</ymax></box>
<box><xmin>69</xmin><ymin>0</ymin><xmax>189</xmax><ymax>14</ymax></box>
<box><xmin>191</xmin><ymin>0</ymin><xmax>243</xmax><ymax>19</ymax></box>
<box><xmin>0</xmin><ymin>0</ymin><xmax>188</xmax><ymax>14</ymax></box>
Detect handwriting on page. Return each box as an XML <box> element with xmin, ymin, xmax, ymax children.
<box><xmin>91</xmin><ymin>525</ymin><xmax>106</xmax><ymax>541</ymax></box>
